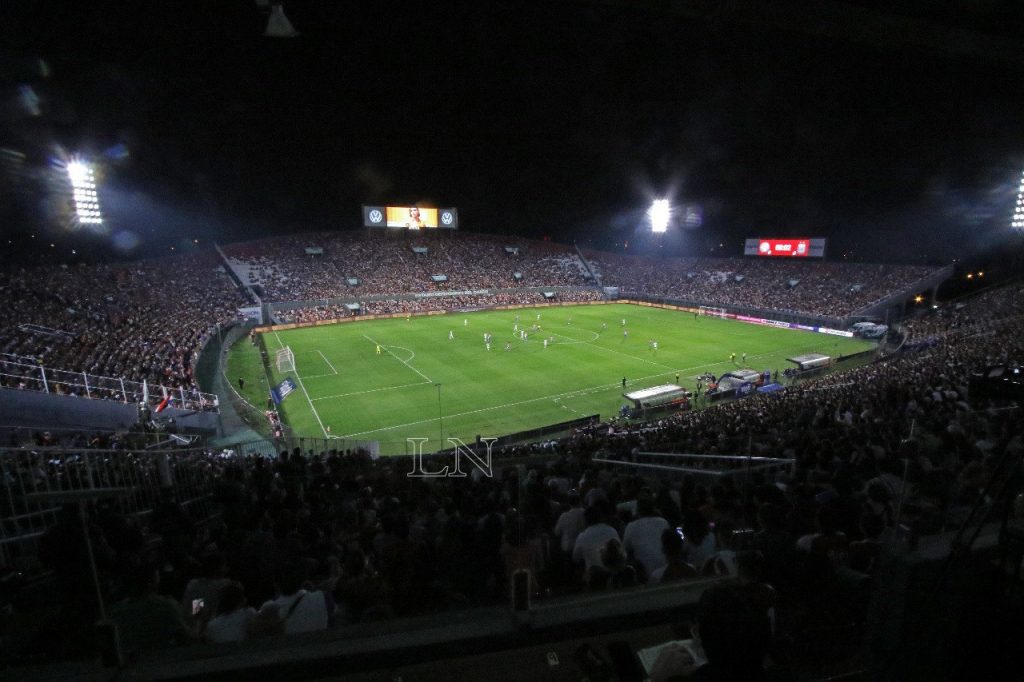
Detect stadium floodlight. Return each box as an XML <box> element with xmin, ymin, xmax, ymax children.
<box><xmin>649</xmin><ymin>199</ymin><xmax>670</xmax><ymax>233</ymax></box>
<box><xmin>1012</xmin><ymin>169</ymin><xmax>1024</xmax><ymax>230</ymax></box>
<box><xmin>66</xmin><ymin>159</ymin><xmax>103</xmax><ymax>225</ymax></box>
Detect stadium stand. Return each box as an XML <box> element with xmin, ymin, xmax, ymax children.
<box><xmin>3</xmin><ymin>276</ymin><xmax>1021</xmax><ymax>677</ymax></box>
<box><xmin>221</xmin><ymin>232</ymin><xmax>590</xmax><ymax>301</ymax></box>
<box><xmin>2</xmin><ymin>228</ymin><xmax>1021</xmax><ymax>680</ymax></box>
<box><xmin>0</xmin><ymin>253</ymin><xmax>247</xmax><ymax>397</ymax></box>
<box><xmin>584</xmin><ymin>250</ymin><xmax>937</xmax><ymax>318</ymax></box>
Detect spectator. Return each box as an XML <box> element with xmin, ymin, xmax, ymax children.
<box><xmin>204</xmin><ymin>582</ymin><xmax>257</xmax><ymax>644</ymax></box>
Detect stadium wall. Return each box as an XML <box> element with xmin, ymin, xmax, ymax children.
<box><xmin>265</xmin><ymin>285</ymin><xmax>600</xmax><ymax>316</ymax></box>
<box><xmin>0</xmin><ymin>387</ymin><xmax>220</xmax><ymax>433</ymax></box>
<box><xmin>622</xmin><ymin>294</ymin><xmax>847</xmax><ymax>328</ymax></box>
<box><xmin>255</xmin><ymin>298</ymin><xmax>608</xmax><ymax>333</ymax></box>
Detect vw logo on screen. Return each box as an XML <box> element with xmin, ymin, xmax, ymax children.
<box><xmin>368</xmin><ymin>209</ymin><xmax>383</xmax><ymax>224</ymax></box>
<box><xmin>441</xmin><ymin>211</ymin><xmax>453</xmax><ymax>226</ymax></box>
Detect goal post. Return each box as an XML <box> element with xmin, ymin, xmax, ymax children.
<box><xmin>276</xmin><ymin>346</ymin><xmax>295</xmax><ymax>374</ymax></box>
<box><xmin>698</xmin><ymin>305</ymin><xmax>727</xmax><ymax>318</ymax></box>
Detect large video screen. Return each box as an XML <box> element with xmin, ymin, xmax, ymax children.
<box><xmin>744</xmin><ymin>237</ymin><xmax>826</xmax><ymax>258</ymax></box>
<box><xmin>363</xmin><ymin>205</ymin><xmax>458</xmax><ymax>229</ymax></box>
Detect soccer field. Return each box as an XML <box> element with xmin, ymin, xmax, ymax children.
<box><xmin>229</xmin><ymin>303</ymin><xmax>874</xmax><ymax>455</ymax></box>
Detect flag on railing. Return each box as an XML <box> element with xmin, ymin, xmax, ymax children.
<box><xmin>155</xmin><ymin>393</ymin><xmax>175</xmax><ymax>413</ymax></box>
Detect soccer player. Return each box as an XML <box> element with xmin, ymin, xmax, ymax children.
<box><xmin>730</xmin><ymin>352</ymin><xmax>736</xmax><ymax>364</ymax></box>
<box><xmin>622</xmin><ymin>376</ymin><xmax>627</xmax><ymax>388</ymax></box>
<box><xmin>376</xmin><ymin>344</ymin><xmax>382</xmax><ymax>355</ymax></box>
<box><xmin>513</xmin><ymin>323</ymin><xmax>518</xmax><ymax>333</ymax></box>
<box><xmin>486</xmin><ymin>342</ymin><xmax>491</xmax><ymax>351</ymax></box>
<box><xmin>623</xmin><ymin>329</ymin><xmax>628</xmax><ymax>339</ymax></box>
<box><xmin>652</xmin><ymin>341</ymin><xmax>658</xmax><ymax>352</ymax></box>
<box><xmin>464</xmin><ymin>319</ymin><xmax>468</xmax><ymax>327</ymax></box>
<box><xmin>675</xmin><ymin>373</ymin><xmax>680</xmax><ymax>384</ymax></box>
<box><xmin>602</xmin><ymin>322</ymin><xmax>607</xmax><ymax>331</ymax></box>
<box><xmin>537</xmin><ymin>313</ymin><xmax>541</xmax><ymax>321</ymax></box>
<box><xmin>621</xmin><ymin>318</ymin><xmax>626</xmax><ymax>326</ymax></box>
<box><xmin>448</xmin><ymin>330</ymin><xmax>454</xmax><ymax>341</ymax></box>
<box><xmin>741</xmin><ymin>352</ymin><xmax>747</xmax><ymax>365</ymax></box>
<box><xmin>543</xmin><ymin>339</ymin><xmax>548</xmax><ymax>349</ymax></box>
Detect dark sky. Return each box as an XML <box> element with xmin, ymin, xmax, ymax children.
<box><xmin>1</xmin><ymin>1</ymin><xmax>1023</xmax><ymax>263</ymax></box>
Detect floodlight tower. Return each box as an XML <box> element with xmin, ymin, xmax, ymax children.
<box><xmin>67</xmin><ymin>160</ymin><xmax>103</xmax><ymax>225</ymax></box>
<box><xmin>1013</xmin><ymin>169</ymin><xmax>1024</xmax><ymax>231</ymax></box>
<box><xmin>649</xmin><ymin>199</ymin><xmax>670</xmax><ymax>233</ymax></box>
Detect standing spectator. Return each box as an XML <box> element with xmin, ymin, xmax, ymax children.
<box><xmin>623</xmin><ymin>497</ymin><xmax>670</xmax><ymax>580</ymax></box>
<box><xmin>572</xmin><ymin>503</ymin><xmax>620</xmax><ymax>584</ymax></box>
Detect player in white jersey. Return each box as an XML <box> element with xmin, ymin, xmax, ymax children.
<box><xmin>448</xmin><ymin>330</ymin><xmax>454</xmax><ymax>341</ymax></box>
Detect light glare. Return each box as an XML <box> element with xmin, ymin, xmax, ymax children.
<box><xmin>649</xmin><ymin>199</ymin><xmax>670</xmax><ymax>233</ymax></box>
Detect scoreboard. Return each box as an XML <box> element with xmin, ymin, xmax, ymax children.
<box><xmin>744</xmin><ymin>237</ymin><xmax>826</xmax><ymax>258</ymax></box>
<box><xmin>363</xmin><ymin>205</ymin><xmax>459</xmax><ymax>229</ymax></box>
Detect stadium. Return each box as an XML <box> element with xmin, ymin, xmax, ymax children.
<box><xmin>1</xmin><ymin>3</ymin><xmax>1023</xmax><ymax>681</ymax></box>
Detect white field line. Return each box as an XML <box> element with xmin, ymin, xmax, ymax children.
<box><xmin>548</xmin><ymin>329</ymin><xmax>677</xmax><ymax>371</ymax></box>
<box><xmin>336</xmin><ymin>340</ymin><xmax>826</xmax><ymax>439</ymax></box>
<box><xmin>274</xmin><ymin>331</ymin><xmax>330</xmax><ymax>438</ymax></box>
<box><xmin>362</xmin><ymin>334</ymin><xmax>433</xmax><ymax>383</ymax></box>
<box><xmin>316</xmin><ymin>350</ymin><xmax>338</xmax><ymax>375</ymax></box>
<box><xmin>311</xmin><ymin>381</ymin><xmax>431</xmax><ymax>401</ymax></box>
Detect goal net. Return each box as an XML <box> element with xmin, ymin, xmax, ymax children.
<box><xmin>276</xmin><ymin>346</ymin><xmax>295</xmax><ymax>374</ymax></box>
<box><xmin>698</xmin><ymin>306</ymin><xmax>727</xmax><ymax>318</ymax></box>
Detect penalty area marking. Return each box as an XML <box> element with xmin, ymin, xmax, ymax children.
<box><xmin>337</xmin><ymin>338</ymin><xmax>836</xmax><ymax>439</ymax></box>
<box><xmin>272</xmin><ymin>331</ymin><xmax>331</xmax><ymax>438</ymax></box>
<box><xmin>311</xmin><ymin>381</ymin><xmax>431</xmax><ymax>401</ymax></box>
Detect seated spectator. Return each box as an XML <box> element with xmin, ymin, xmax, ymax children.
<box><xmin>796</xmin><ymin>505</ymin><xmax>850</xmax><ymax>569</ymax></box>
<box><xmin>848</xmin><ymin>513</ymin><xmax>886</xmax><ymax>574</ymax></box>
<box><xmin>204</xmin><ymin>582</ymin><xmax>257</xmax><ymax>644</ymax></box>
<box><xmin>681</xmin><ymin>516</ymin><xmax>716</xmax><ymax>570</ymax></box>
<box><xmin>649</xmin><ymin>583</ymin><xmax>783</xmax><ymax>681</ymax></box>
<box><xmin>111</xmin><ymin>563</ymin><xmax>195</xmax><ymax>656</ymax></box>
<box><xmin>181</xmin><ymin>551</ymin><xmax>232</xmax><ymax>626</ymax></box>
<box><xmin>700</xmin><ymin>521</ymin><xmax>740</xmax><ymax>578</ymax></box>
<box><xmin>259</xmin><ymin>562</ymin><xmax>335</xmax><ymax>635</ymax></box>
<box><xmin>588</xmin><ymin>538</ymin><xmax>638</xmax><ymax>590</ymax></box>
<box><xmin>648</xmin><ymin>528</ymin><xmax>698</xmax><ymax>585</ymax></box>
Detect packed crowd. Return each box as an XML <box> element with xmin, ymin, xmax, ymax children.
<box><xmin>585</xmin><ymin>250</ymin><xmax>936</xmax><ymax>318</ymax></box>
<box><xmin>22</xmin><ymin>281</ymin><xmax>1019</xmax><ymax>664</ymax></box>
<box><xmin>275</xmin><ymin>289</ymin><xmax>604</xmax><ymax>324</ymax></box>
<box><xmin>0</xmin><ymin>254</ymin><xmax>246</xmax><ymax>395</ymax></box>
<box><xmin>222</xmin><ymin>232</ymin><xmax>590</xmax><ymax>302</ymax></box>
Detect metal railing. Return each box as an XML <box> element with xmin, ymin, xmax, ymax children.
<box><xmin>0</xmin><ymin>357</ymin><xmax>219</xmax><ymax>413</ymax></box>
<box><xmin>594</xmin><ymin>451</ymin><xmax>795</xmax><ymax>483</ymax></box>
<box><xmin>0</xmin><ymin>445</ymin><xmax>229</xmax><ymax>569</ymax></box>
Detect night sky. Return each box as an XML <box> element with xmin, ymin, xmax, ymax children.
<box><xmin>1</xmin><ymin>1</ymin><xmax>1023</xmax><ymax>263</ymax></box>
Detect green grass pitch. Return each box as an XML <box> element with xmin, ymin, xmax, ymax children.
<box><xmin>227</xmin><ymin>303</ymin><xmax>875</xmax><ymax>454</ymax></box>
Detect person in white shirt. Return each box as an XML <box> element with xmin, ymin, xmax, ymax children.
<box><xmin>553</xmin><ymin>493</ymin><xmax>587</xmax><ymax>555</ymax></box>
<box><xmin>259</xmin><ymin>563</ymin><xmax>334</xmax><ymax>635</ymax></box>
<box><xmin>623</xmin><ymin>498</ymin><xmax>670</xmax><ymax>580</ymax></box>
<box><xmin>572</xmin><ymin>504</ymin><xmax>620</xmax><ymax>583</ymax></box>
